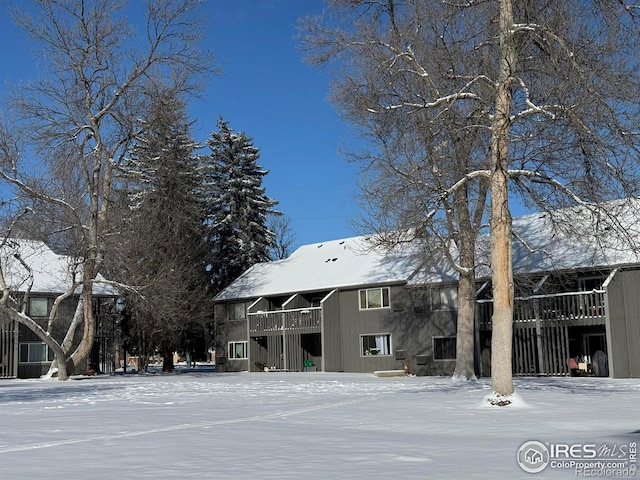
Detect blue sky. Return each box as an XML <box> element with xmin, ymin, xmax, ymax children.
<box><xmin>0</xmin><ymin>0</ymin><xmax>361</xmax><ymax>249</ymax></box>
<box><xmin>200</xmin><ymin>1</ymin><xmax>362</xmax><ymax>248</ymax></box>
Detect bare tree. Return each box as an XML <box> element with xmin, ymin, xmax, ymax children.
<box><xmin>0</xmin><ymin>0</ymin><xmax>212</xmax><ymax>380</ymax></box>
<box><xmin>301</xmin><ymin>0</ymin><xmax>640</xmax><ymax>399</ymax></box>
<box><xmin>301</xmin><ymin>0</ymin><xmax>493</xmax><ymax>381</ymax></box>
<box><xmin>267</xmin><ymin>213</ymin><xmax>296</xmax><ymax>260</ymax></box>
<box><xmin>348</xmin><ymin>111</ymin><xmax>490</xmax><ymax>380</ymax></box>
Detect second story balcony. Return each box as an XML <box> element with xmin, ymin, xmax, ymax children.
<box><xmin>249</xmin><ymin>307</ymin><xmax>322</xmax><ymax>335</ymax></box>
<box><xmin>478</xmin><ymin>289</ymin><xmax>606</xmax><ymax>329</ymax></box>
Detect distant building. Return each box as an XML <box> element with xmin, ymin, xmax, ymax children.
<box><xmin>0</xmin><ymin>239</ymin><xmax>119</xmax><ymax>379</ymax></box>
<box><xmin>214</xmin><ymin>201</ymin><xmax>640</xmax><ymax>378</ymax></box>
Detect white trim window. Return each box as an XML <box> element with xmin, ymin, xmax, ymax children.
<box><xmin>19</xmin><ymin>342</ymin><xmax>55</xmax><ymax>363</ymax></box>
<box><xmin>29</xmin><ymin>297</ymin><xmax>49</xmax><ymax>317</ymax></box>
<box><xmin>361</xmin><ymin>334</ymin><xmax>392</xmax><ymax>356</ymax></box>
<box><xmin>230</xmin><ymin>302</ymin><xmax>246</xmax><ymax>320</ymax></box>
<box><xmin>359</xmin><ymin>287</ymin><xmax>390</xmax><ymax>310</ymax></box>
<box><xmin>433</xmin><ymin>336</ymin><xmax>456</xmax><ymax>360</ymax></box>
<box><xmin>228</xmin><ymin>341</ymin><xmax>248</xmax><ymax>360</ymax></box>
<box><xmin>431</xmin><ymin>286</ymin><xmax>459</xmax><ymax>311</ymax></box>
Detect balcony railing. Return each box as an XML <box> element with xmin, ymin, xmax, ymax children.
<box><xmin>477</xmin><ymin>290</ymin><xmax>607</xmax><ymax>376</ymax></box>
<box><xmin>478</xmin><ymin>290</ymin><xmax>606</xmax><ymax>329</ymax></box>
<box><xmin>248</xmin><ymin>307</ymin><xmax>322</xmax><ymax>334</ymax></box>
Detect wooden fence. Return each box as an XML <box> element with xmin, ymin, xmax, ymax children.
<box><xmin>0</xmin><ymin>319</ymin><xmax>17</xmax><ymax>378</ymax></box>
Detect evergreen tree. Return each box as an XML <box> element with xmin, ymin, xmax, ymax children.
<box><xmin>121</xmin><ymin>94</ymin><xmax>212</xmax><ymax>372</ymax></box>
<box><xmin>202</xmin><ymin>118</ymin><xmax>278</xmax><ymax>293</ymax></box>
<box><xmin>0</xmin><ymin>0</ymin><xmax>211</xmax><ymax>381</ymax></box>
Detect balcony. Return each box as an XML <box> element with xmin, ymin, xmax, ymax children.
<box><xmin>249</xmin><ymin>307</ymin><xmax>322</xmax><ymax>335</ymax></box>
<box><xmin>478</xmin><ymin>290</ymin><xmax>606</xmax><ymax>329</ymax></box>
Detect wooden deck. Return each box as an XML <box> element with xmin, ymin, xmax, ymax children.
<box><xmin>477</xmin><ymin>290</ymin><xmax>606</xmax><ymax>376</ymax></box>
<box><xmin>248</xmin><ymin>306</ymin><xmax>323</xmax><ymax>372</ymax></box>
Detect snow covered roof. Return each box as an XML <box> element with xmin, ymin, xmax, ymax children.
<box><xmin>215</xmin><ymin>236</ymin><xmax>425</xmax><ymax>301</ymax></box>
<box><xmin>510</xmin><ymin>200</ymin><xmax>640</xmax><ymax>274</ymax></box>
<box><xmin>408</xmin><ymin>200</ymin><xmax>640</xmax><ymax>285</ymax></box>
<box><xmin>0</xmin><ymin>239</ymin><xmax>118</xmax><ymax>296</ymax></box>
<box><xmin>216</xmin><ymin>199</ymin><xmax>640</xmax><ymax>302</ymax></box>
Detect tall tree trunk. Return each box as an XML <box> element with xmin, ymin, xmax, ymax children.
<box><xmin>453</xmin><ymin>212</ymin><xmax>477</xmax><ymax>379</ymax></box>
<box><xmin>454</xmin><ymin>266</ymin><xmax>476</xmax><ymax>379</ymax></box>
<box><xmin>451</xmin><ymin>127</ymin><xmax>484</xmax><ymax>380</ymax></box>
<box><xmin>490</xmin><ymin>0</ymin><xmax>516</xmax><ymax>397</ymax></box>
<box><xmin>162</xmin><ymin>350</ymin><xmax>175</xmax><ymax>372</ymax></box>
<box><xmin>46</xmin><ymin>297</ymin><xmax>85</xmax><ymax>378</ymax></box>
<box><xmin>68</xmin><ymin>287</ymin><xmax>96</xmax><ymax>376</ymax></box>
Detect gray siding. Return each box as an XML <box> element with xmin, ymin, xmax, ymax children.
<box><xmin>336</xmin><ymin>285</ymin><xmax>458</xmax><ymax>375</ymax></box>
<box><xmin>321</xmin><ymin>290</ymin><xmax>342</xmax><ymax>372</ymax></box>
<box><xmin>401</xmin><ymin>287</ymin><xmax>458</xmax><ymax>376</ymax></box>
<box><xmin>249</xmin><ymin>298</ymin><xmax>271</xmax><ymax>313</ymax></box>
<box><xmin>606</xmin><ymin>270</ymin><xmax>640</xmax><ymax>378</ymax></box>
<box><xmin>339</xmin><ymin>288</ymin><xmax>397</xmax><ymax>373</ymax></box>
<box><xmin>420</xmin><ymin>308</ymin><xmax>458</xmax><ymax>376</ymax></box>
<box><xmin>284</xmin><ymin>295</ymin><xmax>308</xmax><ymax>309</ymax></box>
<box><xmin>212</xmin><ymin>285</ymin><xmax>457</xmax><ymax>377</ymax></box>
<box><xmin>214</xmin><ymin>303</ymin><xmax>249</xmax><ymax>372</ymax></box>
<box><xmin>18</xmin><ymin>362</ymin><xmax>51</xmax><ymax>379</ymax></box>
<box><xmin>221</xmin><ymin>321</ymin><xmax>249</xmax><ymax>372</ymax></box>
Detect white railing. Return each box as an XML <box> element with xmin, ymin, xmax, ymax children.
<box><xmin>478</xmin><ymin>290</ymin><xmax>606</xmax><ymax>328</ymax></box>
<box><xmin>248</xmin><ymin>306</ymin><xmax>322</xmax><ymax>334</ymax></box>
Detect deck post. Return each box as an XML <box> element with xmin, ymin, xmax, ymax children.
<box><xmin>533</xmin><ymin>298</ymin><xmax>544</xmax><ymax>375</ymax></box>
<box><xmin>281</xmin><ymin>312</ymin><xmax>287</xmax><ymax>371</ymax></box>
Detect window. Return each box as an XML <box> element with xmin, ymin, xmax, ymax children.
<box><xmin>230</xmin><ymin>302</ymin><xmax>246</xmax><ymax>320</ymax></box>
<box><xmin>228</xmin><ymin>341</ymin><xmax>248</xmax><ymax>360</ymax></box>
<box><xmin>29</xmin><ymin>297</ymin><xmax>49</xmax><ymax>317</ymax></box>
<box><xmin>431</xmin><ymin>286</ymin><xmax>459</xmax><ymax>310</ymax></box>
<box><xmin>361</xmin><ymin>334</ymin><xmax>391</xmax><ymax>356</ymax></box>
<box><xmin>19</xmin><ymin>343</ymin><xmax>55</xmax><ymax>363</ymax></box>
<box><xmin>433</xmin><ymin>337</ymin><xmax>456</xmax><ymax>360</ymax></box>
<box><xmin>578</xmin><ymin>276</ymin><xmax>604</xmax><ymax>291</ymax></box>
<box><xmin>359</xmin><ymin>287</ymin><xmax>390</xmax><ymax>310</ymax></box>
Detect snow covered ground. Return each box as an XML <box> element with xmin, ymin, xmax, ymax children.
<box><xmin>0</xmin><ymin>372</ymin><xmax>638</xmax><ymax>479</ymax></box>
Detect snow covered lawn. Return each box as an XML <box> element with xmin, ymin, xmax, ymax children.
<box><xmin>0</xmin><ymin>373</ymin><xmax>638</xmax><ymax>479</ymax></box>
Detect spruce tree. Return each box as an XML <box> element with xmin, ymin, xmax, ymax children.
<box><xmin>122</xmin><ymin>95</ymin><xmax>212</xmax><ymax>371</ymax></box>
<box><xmin>202</xmin><ymin>118</ymin><xmax>278</xmax><ymax>293</ymax></box>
